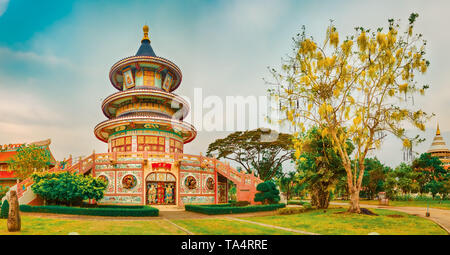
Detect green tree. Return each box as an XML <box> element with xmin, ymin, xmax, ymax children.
<box><xmin>297</xmin><ymin>127</ymin><xmax>354</xmax><ymax>208</ymax></box>
<box><xmin>361</xmin><ymin>158</ymin><xmax>390</xmax><ymax>199</ymax></box>
<box><xmin>335</xmin><ymin>176</ymin><xmax>349</xmax><ymax>200</ymax></box>
<box><xmin>0</xmin><ymin>185</ymin><xmax>9</xmax><ymax>200</ymax></box>
<box><xmin>1</xmin><ymin>199</ymin><xmax>9</xmax><ymax>219</ymax></box>
<box><xmin>207</xmin><ymin>128</ymin><xmax>293</xmax><ymax>181</ymax></box>
<box><xmin>31</xmin><ymin>171</ymin><xmax>107</xmax><ymax>205</ymax></box>
<box><xmin>268</xmin><ymin>14</ymin><xmax>431</xmax><ymax>212</ymax></box>
<box><xmin>412</xmin><ymin>153</ymin><xmax>448</xmax><ymax>196</ymax></box>
<box><xmin>277</xmin><ymin>171</ymin><xmax>297</xmax><ymax>201</ymax></box>
<box><xmin>383</xmin><ymin>162</ymin><xmax>420</xmax><ymax>199</ymax></box>
<box><xmin>8</xmin><ymin>144</ymin><xmax>52</xmax><ymax>181</ymax></box>
<box><xmin>384</xmin><ymin>171</ymin><xmax>398</xmax><ymax>199</ymax></box>
<box><xmin>441</xmin><ymin>179</ymin><xmax>450</xmax><ymax>200</ymax></box>
<box><xmin>254</xmin><ymin>181</ymin><xmax>280</xmax><ymax>204</ymax></box>
<box><xmin>395</xmin><ymin>163</ymin><xmax>419</xmax><ymax>194</ymax></box>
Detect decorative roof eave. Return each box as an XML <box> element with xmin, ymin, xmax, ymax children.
<box><xmin>0</xmin><ymin>142</ymin><xmax>56</xmax><ymax>166</ymax></box>
<box><xmin>101</xmin><ymin>88</ymin><xmax>190</xmax><ymax>119</ymax></box>
<box><xmin>94</xmin><ymin>116</ymin><xmax>197</xmax><ymax>144</ymax></box>
<box><xmin>427</xmin><ymin>148</ymin><xmax>450</xmax><ymax>154</ymax></box>
<box><xmin>109</xmin><ymin>55</ymin><xmax>182</xmax><ymax>92</ymax></box>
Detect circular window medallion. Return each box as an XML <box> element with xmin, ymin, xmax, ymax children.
<box><xmin>184</xmin><ymin>176</ymin><xmax>197</xmax><ymax>190</ymax></box>
<box><xmin>206</xmin><ymin>177</ymin><xmax>215</xmax><ymax>190</ymax></box>
<box><xmin>122</xmin><ymin>174</ymin><xmax>137</xmax><ymax>189</ymax></box>
<box><xmin>98</xmin><ymin>175</ymin><xmax>109</xmax><ymax>185</ymax></box>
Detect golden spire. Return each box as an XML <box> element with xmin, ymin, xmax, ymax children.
<box><xmin>437</xmin><ymin>122</ymin><xmax>441</xmax><ymax>136</ymax></box>
<box><xmin>142</xmin><ymin>25</ymin><xmax>150</xmax><ymax>42</ymax></box>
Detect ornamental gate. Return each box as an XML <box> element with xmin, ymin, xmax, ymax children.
<box><xmin>146</xmin><ymin>172</ymin><xmax>176</xmax><ymax>205</ymax></box>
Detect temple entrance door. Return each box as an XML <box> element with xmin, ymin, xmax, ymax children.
<box><xmin>157</xmin><ymin>182</ymin><xmax>165</xmax><ymax>204</ymax></box>
<box><xmin>217</xmin><ymin>174</ymin><xmax>228</xmax><ymax>203</ymax></box>
<box><xmin>147</xmin><ymin>181</ymin><xmax>176</xmax><ymax>205</ymax></box>
<box><xmin>146</xmin><ymin>172</ymin><xmax>176</xmax><ymax>205</ymax></box>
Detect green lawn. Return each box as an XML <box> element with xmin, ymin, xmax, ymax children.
<box><xmin>173</xmin><ymin>218</ymin><xmax>298</xmax><ymax>235</ymax></box>
<box><xmin>0</xmin><ymin>208</ymin><xmax>446</xmax><ymax>235</ymax></box>
<box><xmin>241</xmin><ymin>208</ymin><xmax>447</xmax><ymax>235</ymax></box>
<box><xmin>333</xmin><ymin>200</ymin><xmax>450</xmax><ymax>210</ymax></box>
<box><xmin>0</xmin><ymin>216</ymin><xmax>185</xmax><ymax>235</ymax></box>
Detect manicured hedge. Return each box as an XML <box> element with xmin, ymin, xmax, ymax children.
<box><xmin>1</xmin><ymin>199</ymin><xmax>9</xmax><ymax>219</ymax></box>
<box><xmin>185</xmin><ymin>203</ymin><xmax>286</xmax><ymax>215</ymax></box>
<box><xmin>287</xmin><ymin>200</ymin><xmax>306</xmax><ymax>205</ymax></box>
<box><xmin>19</xmin><ymin>204</ymin><xmax>159</xmax><ymax>217</ymax></box>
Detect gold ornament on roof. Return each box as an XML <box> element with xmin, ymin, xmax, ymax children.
<box><xmin>142</xmin><ymin>25</ymin><xmax>150</xmax><ymax>42</ymax></box>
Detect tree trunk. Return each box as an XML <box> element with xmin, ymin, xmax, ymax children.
<box><xmin>348</xmin><ymin>187</ymin><xmax>361</xmax><ymax>213</ymax></box>
<box><xmin>310</xmin><ymin>185</ymin><xmax>330</xmax><ymax>209</ymax></box>
<box><xmin>7</xmin><ymin>191</ymin><xmax>21</xmax><ymax>232</ymax></box>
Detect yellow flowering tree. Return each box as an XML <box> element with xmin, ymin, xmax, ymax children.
<box><xmin>268</xmin><ymin>14</ymin><xmax>432</xmax><ymax>213</ymax></box>
<box><xmin>8</xmin><ymin>144</ymin><xmax>52</xmax><ymax>181</ymax></box>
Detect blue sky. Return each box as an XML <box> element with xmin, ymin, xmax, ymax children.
<box><xmin>0</xmin><ymin>0</ymin><xmax>449</xmax><ymax>168</ymax></box>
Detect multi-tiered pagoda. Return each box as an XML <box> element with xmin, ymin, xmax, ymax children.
<box><xmin>88</xmin><ymin>26</ymin><xmax>261</xmax><ymax>206</ymax></box>
<box><xmin>94</xmin><ymin>25</ymin><xmax>196</xmax><ymax>153</ymax></box>
<box><xmin>427</xmin><ymin>123</ymin><xmax>450</xmax><ymax>169</ymax></box>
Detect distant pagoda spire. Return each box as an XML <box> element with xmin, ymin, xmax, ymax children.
<box><xmin>427</xmin><ymin>122</ymin><xmax>449</xmax><ymax>154</ymax></box>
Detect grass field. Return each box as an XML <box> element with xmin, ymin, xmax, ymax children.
<box><xmin>172</xmin><ymin>218</ymin><xmax>298</xmax><ymax>235</ymax></box>
<box><xmin>0</xmin><ymin>216</ymin><xmax>185</xmax><ymax>235</ymax></box>
<box><xmin>333</xmin><ymin>200</ymin><xmax>450</xmax><ymax>210</ymax></box>
<box><xmin>0</xmin><ymin>208</ymin><xmax>446</xmax><ymax>235</ymax></box>
<box><xmin>241</xmin><ymin>208</ymin><xmax>447</xmax><ymax>235</ymax></box>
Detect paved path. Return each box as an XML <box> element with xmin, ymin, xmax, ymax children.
<box><xmin>331</xmin><ymin>202</ymin><xmax>450</xmax><ymax>233</ymax></box>
<box><xmin>225</xmin><ymin>217</ymin><xmax>320</xmax><ymax>235</ymax></box>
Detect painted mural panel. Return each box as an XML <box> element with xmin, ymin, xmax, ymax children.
<box><xmin>202</xmin><ymin>173</ymin><xmax>215</xmax><ymax>194</ymax></box>
<box><xmin>116</xmin><ymin>170</ymin><xmax>143</xmax><ymax>194</ymax></box>
<box><xmin>95</xmin><ymin>163</ymin><xmax>142</xmax><ymax>170</ymax></box>
<box><xmin>179</xmin><ymin>172</ymin><xmax>201</xmax><ymax>194</ymax></box>
<box><xmin>181</xmin><ymin>196</ymin><xmax>214</xmax><ymax>205</ymax></box>
<box><xmin>99</xmin><ymin>195</ymin><xmax>142</xmax><ymax>204</ymax></box>
<box><xmin>162</xmin><ymin>73</ymin><xmax>172</xmax><ymax>91</ymax></box>
<box><xmin>123</xmin><ymin>68</ymin><xmax>135</xmax><ymax>89</ymax></box>
<box><xmin>95</xmin><ymin>171</ymin><xmax>115</xmax><ymax>194</ymax></box>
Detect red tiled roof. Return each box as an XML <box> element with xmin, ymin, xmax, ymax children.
<box><xmin>0</xmin><ymin>151</ymin><xmax>17</xmax><ymax>163</ymax></box>
<box><xmin>0</xmin><ymin>171</ymin><xmax>15</xmax><ymax>179</ymax></box>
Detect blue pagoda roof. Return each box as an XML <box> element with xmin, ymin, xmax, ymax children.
<box><xmin>135</xmin><ymin>39</ymin><xmax>156</xmax><ymax>57</ymax></box>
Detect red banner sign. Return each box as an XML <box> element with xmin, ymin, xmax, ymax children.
<box><xmin>151</xmin><ymin>162</ymin><xmax>172</xmax><ymax>169</ymax></box>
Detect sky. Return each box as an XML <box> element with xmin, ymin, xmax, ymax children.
<box><xmin>0</xmin><ymin>0</ymin><xmax>449</xmax><ymax>168</ymax></box>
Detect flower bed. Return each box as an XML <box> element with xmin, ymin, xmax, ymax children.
<box><xmin>19</xmin><ymin>204</ymin><xmax>159</xmax><ymax>217</ymax></box>
<box><xmin>184</xmin><ymin>203</ymin><xmax>285</xmax><ymax>215</ymax></box>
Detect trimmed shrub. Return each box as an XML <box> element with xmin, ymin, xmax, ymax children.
<box><xmin>302</xmin><ymin>203</ymin><xmax>312</xmax><ymax>210</ymax></box>
<box><xmin>230</xmin><ymin>201</ymin><xmax>250</xmax><ymax>207</ymax></box>
<box><xmin>185</xmin><ymin>203</ymin><xmax>285</xmax><ymax>215</ymax></box>
<box><xmin>1</xmin><ymin>199</ymin><xmax>9</xmax><ymax>219</ymax></box>
<box><xmin>287</xmin><ymin>200</ymin><xmax>306</xmax><ymax>205</ymax></box>
<box><xmin>277</xmin><ymin>207</ymin><xmax>306</xmax><ymax>215</ymax></box>
<box><xmin>19</xmin><ymin>204</ymin><xmax>159</xmax><ymax>217</ymax></box>
<box><xmin>254</xmin><ymin>181</ymin><xmax>280</xmax><ymax>204</ymax></box>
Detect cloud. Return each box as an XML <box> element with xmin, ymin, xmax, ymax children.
<box><xmin>0</xmin><ymin>88</ymin><xmax>65</xmax><ymax>126</ymax></box>
<box><xmin>0</xmin><ymin>0</ymin><xmax>9</xmax><ymax>16</ymax></box>
<box><xmin>0</xmin><ymin>47</ymin><xmax>73</xmax><ymax>68</ymax></box>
